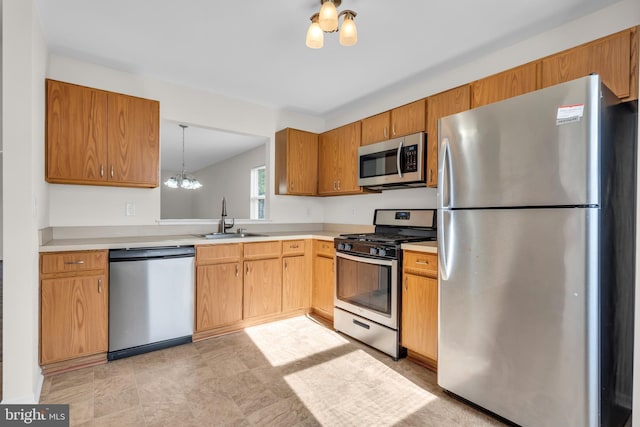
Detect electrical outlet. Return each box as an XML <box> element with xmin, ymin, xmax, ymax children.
<box><xmin>351</xmin><ymin>208</ymin><xmax>356</xmax><ymax>216</ymax></box>
<box><xmin>126</xmin><ymin>202</ymin><xmax>136</xmax><ymax>216</ymax></box>
<box><xmin>306</xmin><ymin>207</ymin><xmax>311</xmax><ymax>217</ymax></box>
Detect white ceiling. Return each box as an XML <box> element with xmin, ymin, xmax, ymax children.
<box><xmin>160</xmin><ymin>121</ymin><xmax>267</xmax><ymax>172</ymax></box>
<box><xmin>33</xmin><ymin>0</ymin><xmax>622</xmax><ymax>168</ymax></box>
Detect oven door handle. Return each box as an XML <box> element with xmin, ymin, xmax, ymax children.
<box><xmin>335</xmin><ymin>251</ymin><xmax>395</xmax><ymax>267</ymax></box>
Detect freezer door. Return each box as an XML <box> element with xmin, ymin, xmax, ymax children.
<box><xmin>438</xmin><ymin>207</ymin><xmax>599</xmax><ymax>427</ymax></box>
<box><xmin>438</xmin><ymin>76</ymin><xmax>600</xmax><ymax>209</ymax></box>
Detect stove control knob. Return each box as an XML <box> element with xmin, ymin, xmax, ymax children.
<box><xmin>344</xmin><ymin>243</ymin><xmax>352</xmax><ymax>251</ymax></box>
<box><xmin>369</xmin><ymin>247</ymin><xmax>378</xmax><ymax>256</ymax></box>
<box><xmin>337</xmin><ymin>243</ymin><xmax>345</xmax><ymax>251</ymax></box>
<box><xmin>378</xmin><ymin>248</ymin><xmax>387</xmax><ymax>257</ymax></box>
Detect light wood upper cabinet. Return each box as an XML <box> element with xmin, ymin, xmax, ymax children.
<box><xmin>391</xmin><ymin>100</ymin><xmax>426</xmax><ymax>139</ymax></box>
<box><xmin>46</xmin><ymin>79</ymin><xmax>160</xmax><ymax>188</ymax></box>
<box><xmin>196</xmin><ymin>262</ymin><xmax>243</xmax><ymax>331</ymax></box>
<box><xmin>541</xmin><ymin>28</ymin><xmax>638</xmax><ymax>102</ymax></box>
<box><xmin>106</xmin><ymin>92</ymin><xmax>159</xmax><ymax>186</ymax></box>
<box><xmin>318</xmin><ymin>121</ymin><xmax>363</xmax><ymax>195</ymax></box>
<box><xmin>472</xmin><ymin>62</ymin><xmax>540</xmax><ymax>108</ymax></box>
<box><xmin>46</xmin><ymin>80</ymin><xmax>108</xmax><ymax>184</ymax></box>
<box><xmin>426</xmin><ymin>85</ymin><xmax>471</xmax><ymax>187</ymax></box>
<box><xmin>361</xmin><ymin>100</ymin><xmax>426</xmax><ymax>145</ymax></box>
<box><xmin>275</xmin><ymin>128</ymin><xmax>318</xmax><ymax>195</ymax></box>
<box><xmin>40</xmin><ymin>250</ymin><xmax>109</xmax><ymax>366</ymax></box>
<box><xmin>361</xmin><ymin>111</ymin><xmax>391</xmax><ymax>145</ymax></box>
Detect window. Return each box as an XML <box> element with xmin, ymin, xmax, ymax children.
<box><xmin>250</xmin><ymin>166</ymin><xmax>266</xmax><ymax>220</ymax></box>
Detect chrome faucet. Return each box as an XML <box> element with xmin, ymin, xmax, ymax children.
<box><xmin>218</xmin><ymin>196</ymin><xmax>235</xmax><ymax>233</ymax></box>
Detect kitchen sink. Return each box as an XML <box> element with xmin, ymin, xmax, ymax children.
<box><xmin>200</xmin><ymin>232</ymin><xmax>266</xmax><ymax>239</ymax></box>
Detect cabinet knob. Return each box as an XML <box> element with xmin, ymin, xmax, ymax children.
<box><xmin>110</xmin><ymin>165</ymin><xmax>114</xmax><ymax>178</ymax></box>
<box><xmin>98</xmin><ymin>278</ymin><xmax>103</xmax><ymax>293</ymax></box>
<box><xmin>284</xmin><ymin>260</ymin><xmax>288</xmax><ymax>270</ymax></box>
<box><xmin>246</xmin><ymin>264</ymin><xmax>249</xmax><ymax>275</ymax></box>
<box><xmin>100</xmin><ymin>165</ymin><xmax>104</xmax><ymax>177</ymax></box>
<box><xmin>429</xmin><ymin>169</ymin><xmax>433</xmax><ymax>183</ymax></box>
<box><xmin>416</xmin><ymin>260</ymin><xmax>430</xmax><ymax>265</ymax></box>
<box><xmin>404</xmin><ymin>277</ymin><xmax>408</xmax><ymax>291</ymax></box>
<box><xmin>291</xmin><ymin>181</ymin><xmax>294</xmax><ymax>190</ymax></box>
<box><xmin>384</xmin><ymin>127</ymin><xmax>388</xmax><ymax>139</ymax></box>
<box><xmin>235</xmin><ymin>264</ymin><xmax>239</xmax><ymax>277</ymax></box>
<box><xmin>337</xmin><ymin>180</ymin><xmax>341</xmax><ymax>191</ymax></box>
<box><xmin>64</xmin><ymin>260</ymin><xmax>85</xmax><ymax>265</ymax></box>
<box><xmin>392</xmin><ymin>124</ymin><xmax>396</xmax><ymax>136</ymax></box>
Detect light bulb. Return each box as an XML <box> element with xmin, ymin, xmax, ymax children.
<box><xmin>164</xmin><ymin>176</ymin><xmax>178</xmax><ymax>188</ymax></box>
<box><xmin>319</xmin><ymin>1</ymin><xmax>338</xmax><ymax>32</ymax></box>
<box><xmin>339</xmin><ymin>13</ymin><xmax>357</xmax><ymax>46</ymax></box>
<box><xmin>306</xmin><ymin>19</ymin><xmax>324</xmax><ymax>49</ymax></box>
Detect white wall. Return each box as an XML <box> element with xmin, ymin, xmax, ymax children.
<box><xmin>192</xmin><ymin>144</ymin><xmax>266</xmax><ymax>221</ymax></box>
<box><xmin>46</xmin><ymin>56</ymin><xmax>327</xmax><ymax>226</ymax></box>
<box><xmin>2</xmin><ymin>0</ymin><xmax>47</xmax><ymax>403</ymax></box>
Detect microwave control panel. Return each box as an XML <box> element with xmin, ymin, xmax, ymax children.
<box><xmin>404</xmin><ymin>145</ymin><xmax>418</xmax><ymax>172</ymax></box>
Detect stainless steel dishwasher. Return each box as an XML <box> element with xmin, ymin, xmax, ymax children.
<box><xmin>108</xmin><ymin>246</ymin><xmax>195</xmax><ymax>360</ymax></box>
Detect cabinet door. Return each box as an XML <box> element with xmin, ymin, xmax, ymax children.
<box><xmin>41</xmin><ymin>275</ymin><xmax>108</xmax><ymax>364</ymax></box>
<box><xmin>361</xmin><ymin>111</ymin><xmax>391</xmax><ymax>145</ymax></box>
<box><xmin>46</xmin><ymin>79</ymin><xmax>108</xmax><ymax>184</ymax></box>
<box><xmin>275</xmin><ymin>128</ymin><xmax>318</xmax><ymax>195</ymax></box>
<box><xmin>401</xmin><ymin>273</ymin><xmax>438</xmax><ymax>361</ymax></box>
<box><xmin>244</xmin><ymin>258</ymin><xmax>282</xmax><ymax>318</ymax></box>
<box><xmin>107</xmin><ymin>93</ymin><xmax>160</xmax><ymax>187</ymax></box>
<box><xmin>196</xmin><ymin>262</ymin><xmax>243</xmax><ymax>331</ymax></box>
<box><xmin>282</xmin><ymin>256</ymin><xmax>309</xmax><ymax>312</ymax></box>
<box><xmin>426</xmin><ymin>85</ymin><xmax>471</xmax><ymax>187</ymax></box>
<box><xmin>541</xmin><ymin>28</ymin><xmax>636</xmax><ymax>101</ymax></box>
<box><xmin>391</xmin><ymin>99</ymin><xmax>426</xmax><ymax>138</ymax></box>
<box><xmin>336</xmin><ymin>121</ymin><xmax>362</xmax><ymax>194</ymax></box>
<box><xmin>472</xmin><ymin>62</ymin><xmax>539</xmax><ymax>108</ymax></box>
<box><xmin>318</xmin><ymin>128</ymin><xmax>340</xmax><ymax>195</ymax></box>
<box><xmin>312</xmin><ymin>255</ymin><xmax>334</xmax><ymax>319</ymax></box>
<box><xmin>288</xmin><ymin>130</ymin><xmax>318</xmax><ymax>195</ymax></box>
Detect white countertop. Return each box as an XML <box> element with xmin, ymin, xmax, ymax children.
<box><xmin>401</xmin><ymin>241</ymin><xmax>438</xmax><ymax>254</ymax></box>
<box><xmin>40</xmin><ymin>231</ymin><xmax>338</xmax><ymax>252</ymax></box>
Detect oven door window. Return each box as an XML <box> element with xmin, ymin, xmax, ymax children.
<box><xmin>336</xmin><ymin>256</ymin><xmax>392</xmax><ymax>316</ymax></box>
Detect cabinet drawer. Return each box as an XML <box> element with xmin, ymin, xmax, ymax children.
<box><xmin>244</xmin><ymin>241</ymin><xmax>282</xmax><ymax>259</ymax></box>
<box><xmin>403</xmin><ymin>251</ymin><xmax>438</xmax><ymax>276</ymax></box>
<box><xmin>196</xmin><ymin>244</ymin><xmax>242</xmax><ymax>265</ymax></box>
<box><xmin>282</xmin><ymin>239</ymin><xmax>305</xmax><ymax>256</ymax></box>
<box><xmin>40</xmin><ymin>251</ymin><xmax>108</xmax><ymax>275</ymax></box>
<box><xmin>314</xmin><ymin>239</ymin><xmax>335</xmax><ymax>257</ymax></box>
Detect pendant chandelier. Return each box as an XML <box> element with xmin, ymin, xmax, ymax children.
<box><xmin>164</xmin><ymin>124</ymin><xmax>203</xmax><ymax>190</ymax></box>
<box><xmin>306</xmin><ymin>0</ymin><xmax>357</xmax><ymax>49</ymax></box>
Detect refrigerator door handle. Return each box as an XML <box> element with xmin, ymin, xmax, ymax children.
<box><xmin>438</xmin><ymin>209</ymin><xmax>451</xmax><ymax>281</ymax></box>
<box><xmin>396</xmin><ymin>140</ymin><xmax>403</xmax><ymax>178</ymax></box>
<box><xmin>440</xmin><ymin>137</ymin><xmax>452</xmax><ymax>208</ymax></box>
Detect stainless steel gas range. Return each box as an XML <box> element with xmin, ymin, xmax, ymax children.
<box><xmin>333</xmin><ymin>209</ymin><xmax>437</xmax><ymax>359</ymax></box>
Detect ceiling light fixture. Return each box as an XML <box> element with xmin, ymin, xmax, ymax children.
<box><xmin>164</xmin><ymin>124</ymin><xmax>203</xmax><ymax>190</ymax></box>
<box><xmin>306</xmin><ymin>0</ymin><xmax>357</xmax><ymax>49</ymax></box>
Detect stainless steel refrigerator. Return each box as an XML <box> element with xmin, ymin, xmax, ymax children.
<box><xmin>437</xmin><ymin>75</ymin><xmax>636</xmax><ymax>427</ymax></box>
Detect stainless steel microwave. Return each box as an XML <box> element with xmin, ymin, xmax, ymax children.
<box><xmin>357</xmin><ymin>132</ymin><xmax>426</xmax><ymax>190</ymax></box>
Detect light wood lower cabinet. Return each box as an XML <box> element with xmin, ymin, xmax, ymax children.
<box><xmin>39</xmin><ymin>250</ymin><xmax>109</xmax><ymax>371</ymax></box>
<box><xmin>195</xmin><ymin>239</ymin><xmax>314</xmax><ymax>340</ymax></box>
<box><xmin>196</xmin><ymin>262</ymin><xmax>243</xmax><ymax>331</ymax></box>
<box><xmin>312</xmin><ymin>240</ymin><xmax>335</xmax><ymax>320</ymax></box>
<box><xmin>401</xmin><ymin>250</ymin><xmax>438</xmax><ymax>370</ymax></box>
<box><xmin>244</xmin><ymin>258</ymin><xmax>282</xmax><ymax>318</ymax></box>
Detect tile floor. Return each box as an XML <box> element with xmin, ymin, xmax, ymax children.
<box><xmin>39</xmin><ymin>315</ymin><xmax>505</xmax><ymax>426</ymax></box>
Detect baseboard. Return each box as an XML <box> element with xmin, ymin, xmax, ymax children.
<box><xmin>1</xmin><ymin>372</ymin><xmax>44</xmax><ymax>405</ymax></box>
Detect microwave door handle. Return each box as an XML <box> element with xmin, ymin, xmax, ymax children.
<box><xmin>396</xmin><ymin>140</ymin><xmax>403</xmax><ymax>178</ymax></box>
